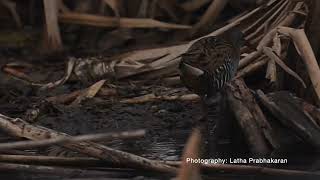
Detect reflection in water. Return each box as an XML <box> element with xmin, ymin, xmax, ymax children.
<box><xmin>106</xmin><ymin>129</ymin><xmax>191</xmax><ymax>161</ymax></box>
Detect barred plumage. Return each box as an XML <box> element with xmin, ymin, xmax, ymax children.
<box><xmin>179</xmin><ymin>29</ymin><xmax>243</xmax><ymax>98</ymax></box>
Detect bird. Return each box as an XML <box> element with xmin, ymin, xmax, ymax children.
<box><xmin>179</xmin><ymin>29</ymin><xmax>244</xmax><ymax>104</ymax></box>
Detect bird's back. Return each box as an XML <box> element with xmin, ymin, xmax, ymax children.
<box><xmin>179</xmin><ymin>29</ymin><xmax>243</xmax><ymax>97</ymax></box>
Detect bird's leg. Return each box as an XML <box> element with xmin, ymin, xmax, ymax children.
<box><xmin>204</xmin><ymin>93</ymin><xmax>222</xmax><ymax>114</ymax></box>
<box><xmin>203</xmin><ymin>92</ymin><xmax>223</xmax><ymax>136</ymax></box>
<box><xmin>197</xmin><ymin>93</ymin><xmax>223</xmax><ymax>125</ymax></box>
<box><xmin>200</xmin><ymin>93</ymin><xmax>223</xmax><ymax>157</ymax></box>
<box><xmin>197</xmin><ymin>96</ymin><xmax>208</xmax><ymax>122</ymax></box>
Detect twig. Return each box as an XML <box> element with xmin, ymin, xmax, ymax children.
<box><xmin>270</xmin><ymin>0</ymin><xmax>292</xmax><ymax>28</ymax></box>
<box><xmin>239</xmin><ymin>1</ymin><xmax>304</xmax><ymax>70</ymax></box>
<box><xmin>117</xmin><ymin>3</ymin><xmax>265</xmax><ymax>78</ymax></box>
<box><xmin>46</xmin><ymin>90</ymin><xmax>82</xmax><ymax>104</ymax></box>
<box><xmin>278</xmin><ymin>2</ymin><xmax>305</xmax><ymax>27</ymax></box>
<box><xmin>278</xmin><ymin>27</ymin><xmax>320</xmax><ymax>102</ymax></box>
<box><xmin>70</xmin><ymin>79</ymin><xmax>106</xmax><ymax>106</ymax></box>
<box><xmin>236</xmin><ymin>58</ymin><xmax>268</xmax><ymax>78</ymax></box>
<box><xmin>202</xmin><ymin>3</ymin><xmax>263</xmax><ymax>39</ymax></box>
<box><xmin>190</xmin><ymin>0</ymin><xmax>229</xmax><ymax>36</ymax></box>
<box><xmin>162</xmin><ymin>76</ymin><xmax>181</xmax><ymax>86</ymax></box>
<box><xmin>180</xmin><ymin>0</ymin><xmax>210</xmax><ymax>12</ymax></box>
<box><xmin>2</xmin><ymin>66</ymin><xmax>35</xmax><ymax>82</ymax></box>
<box><xmin>120</xmin><ymin>93</ymin><xmax>200</xmax><ymax>104</ymax></box>
<box><xmin>0</xmin><ymin>162</ymin><xmax>125</xmax><ymax>177</ymax></box>
<box><xmin>47</xmin><ymin>87</ymin><xmax>118</xmax><ymax>104</ymax></box>
<box><xmin>0</xmin><ymin>155</ymin><xmax>109</xmax><ymax>167</ymax></box>
<box><xmin>0</xmin><ymin>114</ymin><xmax>176</xmax><ymax>173</ymax></box>
<box><xmin>248</xmin><ymin>0</ymin><xmax>289</xmax><ymax>42</ymax></box>
<box><xmin>176</xmin><ymin>128</ymin><xmax>202</xmax><ymax>180</ymax></box>
<box><xmin>10</xmin><ymin>154</ymin><xmax>314</xmax><ymax>178</ymax></box>
<box><xmin>242</xmin><ymin>0</ymin><xmax>284</xmax><ymax>34</ymax></box>
<box><xmin>59</xmin><ymin>12</ymin><xmax>191</xmax><ymax>29</ymax></box>
<box><xmin>265</xmin><ymin>33</ymin><xmax>282</xmax><ymax>83</ymax></box>
<box><xmin>262</xmin><ymin>46</ymin><xmax>306</xmax><ymax>88</ymax></box>
<box><xmin>164</xmin><ymin>161</ymin><xmax>320</xmax><ymax>177</ymax></box>
<box><xmin>239</xmin><ymin>51</ymin><xmax>262</xmax><ymax>69</ymax></box>
<box><xmin>0</xmin><ymin>130</ymin><xmax>146</xmax><ymax>150</ymax></box>
<box><xmin>103</xmin><ymin>0</ymin><xmax>121</xmax><ymax>17</ymax></box>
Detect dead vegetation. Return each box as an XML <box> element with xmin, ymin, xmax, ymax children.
<box><xmin>1</xmin><ymin>0</ymin><xmax>320</xmax><ymax>179</ymax></box>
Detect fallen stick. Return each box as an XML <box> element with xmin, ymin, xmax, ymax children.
<box><xmin>163</xmin><ymin>161</ymin><xmax>320</xmax><ymax>177</ymax></box>
<box><xmin>70</xmin><ymin>79</ymin><xmax>106</xmax><ymax>106</ymax></box>
<box><xmin>0</xmin><ymin>129</ymin><xmax>146</xmax><ymax>150</ymax></box>
<box><xmin>120</xmin><ymin>93</ymin><xmax>200</xmax><ymax>104</ymax></box>
<box><xmin>0</xmin><ymin>162</ymin><xmax>128</xmax><ymax>177</ymax></box>
<box><xmin>46</xmin><ymin>87</ymin><xmax>118</xmax><ymax>104</ymax></box>
<box><xmin>2</xmin><ymin>155</ymin><xmax>319</xmax><ymax>178</ymax></box>
<box><xmin>265</xmin><ymin>33</ymin><xmax>282</xmax><ymax>83</ymax></box>
<box><xmin>46</xmin><ymin>90</ymin><xmax>82</xmax><ymax>104</ymax></box>
<box><xmin>256</xmin><ymin>90</ymin><xmax>320</xmax><ymax>149</ymax></box>
<box><xmin>59</xmin><ymin>12</ymin><xmax>191</xmax><ymax>29</ymax></box>
<box><xmin>278</xmin><ymin>2</ymin><xmax>304</xmax><ymax>27</ymax></box>
<box><xmin>242</xmin><ymin>0</ymin><xmax>285</xmax><ymax>34</ymax></box>
<box><xmin>2</xmin><ymin>66</ymin><xmax>34</xmax><ymax>82</ymax></box>
<box><xmin>246</xmin><ymin>0</ymin><xmax>288</xmax><ymax>41</ymax></box>
<box><xmin>226</xmin><ymin>79</ymin><xmax>271</xmax><ymax>155</ymax></box>
<box><xmin>236</xmin><ymin>58</ymin><xmax>268</xmax><ymax>78</ymax></box>
<box><xmin>0</xmin><ymin>155</ymin><xmax>109</xmax><ymax>167</ymax></box>
<box><xmin>239</xmin><ymin>51</ymin><xmax>262</xmax><ymax>69</ymax></box>
<box><xmin>228</xmin><ymin>79</ymin><xmax>279</xmax><ymax>149</ymax></box>
<box><xmin>0</xmin><ymin>149</ymin><xmax>34</xmax><ymax>155</ymax></box>
<box><xmin>0</xmin><ymin>114</ymin><xmax>176</xmax><ymax>174</ymax></box>
<box><xmin>180</xmin><ymin>0</ymin><xmax>211</xmax><ymax>12</ymax></box>
<box><xmin>190</xmin><ymin>0</ymin><xmax>229</xmax><ymax>36</ymax></box>
<box><xmin>162</xmin><ymin>76</ymin><xmax>181</xmax><ymax>86</ymax></box>
<box><xmin>176</xmin><ymin>128</ymin><xmax>202</xmax><ymax>180</ymax></box>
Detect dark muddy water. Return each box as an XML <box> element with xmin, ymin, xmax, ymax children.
<box><xmin>37</xmin><ymin>100</ymin><xmax>200</xmax><ymax>160</ymax></box>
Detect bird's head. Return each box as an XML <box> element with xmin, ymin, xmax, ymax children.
<box><xmin>225</xmin><ymin>28</ymin><xmax>245</xmax><ymax>48</ymax></box>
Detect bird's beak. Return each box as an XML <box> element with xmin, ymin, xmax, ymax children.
<box><xmin>180</xmin><ymin>63</ymin><xmax>204</xmax><ymax>77</ymax></box>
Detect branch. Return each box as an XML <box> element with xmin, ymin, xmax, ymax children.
<box><xmin>0</xmin><ymin>130</ymin><xmax>146</xmax><ymax>150</ymax></box>
<box><xmin>59</xmin><ymin>12</ymin><xmax>191</xmax><ymax>29</ymax></box>
<box><xmin>190</xmin><ymin>0</ymin><xmax>229</xmax><ymax>35</ymax></box>
<box><xmin>226</xmin><ymin>79</ymin><xmax>271</xmax><ymax>155</ymax></box>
